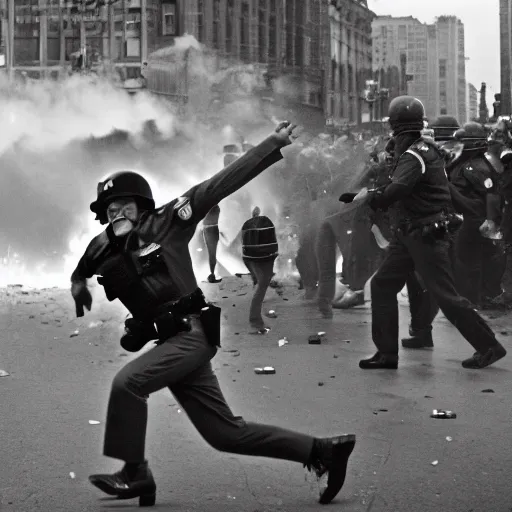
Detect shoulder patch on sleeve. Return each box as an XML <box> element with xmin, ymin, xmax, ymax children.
<box><xmin>484</xmin><ymin>178</ymin><xmax>493</xmax><ymax>189</ymax></box>
<box><xmin>174</xmin><ymin>197</ymin><xmax>193</xmax><ymax>221</ymax></box>
<box><xmin>404</xmin><ymin>149</ymin><xmax>426</xmax><ymax>174</ymax></box>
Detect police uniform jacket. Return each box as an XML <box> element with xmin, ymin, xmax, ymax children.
<box><xmin>71</xmin><ymin>136</ymin><xmax>287</xmax><ymax>321</ymax></box>
<box><xmin>449</xmin><ymin>154</ymin><xmax>500</xmax><ymax>222</ymax></box>
<box><xmin>368</xmin><ymin>137</ymin><xmax>452</xmax><ymax>226</ymax></box>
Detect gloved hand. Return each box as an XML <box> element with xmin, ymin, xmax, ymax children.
<box><xmin>479</xmin><ymin>219</ymin><xmax>497</xmax><ymax>238</ymax></box>
<box><xmin>339</xmin><ymin>192</ymin><xmax>357</xmax><ymax>203</ymax></box>
<box><xmin>71</xmin><ymin>281</ymin><xmax>92</xmax><ymax>317</ymax></box>
<box><xmin>121</xmin><ymin>318</ymin><xmax>158</xmax><ymax>352</ymax></box>
<box><xmin>353</xmin><ymin>187</ymin><xmax>369</xmax><ymax>202</ymax></box>
<box><xmin>272</xmin><ymin>121</ymin><xmax>299</xmax><ymax>145</ymax></box>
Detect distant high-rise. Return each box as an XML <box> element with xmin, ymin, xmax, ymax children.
<box><xmin>468</xmin><ymin>82</ymin><xmax>478</xmax><ymax>121</ymax></box>
<box><xmin>500</xmin><ymin>0</ymin><xmax>512</xmax><ymax>114</ymax></box>
<box><xmin>435</xmin><ymin>16</ymin><xmax>467</xmax><ymax>123</ymax></box>
<box><xmin>372</xmin><ymin>14</ymin><xmax>467</xmax><ymax>122</ymax></box>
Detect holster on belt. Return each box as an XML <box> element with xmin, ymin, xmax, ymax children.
<box><xmin>154</xmin><ymin>288</ymin><xmax>222</xmax><ymax>347</ymax></box>
<box><xmin>405</xmin><ymin>212</ymin><xmax>463</xmax><ymax>242</ymax></box>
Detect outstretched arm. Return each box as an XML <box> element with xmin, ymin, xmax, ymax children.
<box><xmin>183</xmin><ymin>122</ymin><xmax>296</xmax><ymax>222</ymax></box>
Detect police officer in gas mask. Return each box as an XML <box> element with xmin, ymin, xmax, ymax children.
<box><xmin>70</xmin><ymin>122</ymin><xmax>357</xmax><ymax>507</ymax></box>
<box><xmin>353</xmin><ymin>96</ymin><xmax>506</xmax><ymax>370</ymax></box>
<box><xmin>448</xmin><ymin>122</ymin><xmax>502</xmax><ymax>307</ymax></box>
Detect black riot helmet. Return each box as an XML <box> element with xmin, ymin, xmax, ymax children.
<box><xmin>388</xmin><ymin>96</ymin><xmax>426</xmax><ymax>135</ymax></box>
<box><xmin>429</xmin><ymin>115</ymin><xmax>461</xmax><ymax>141</ymax></box>
<box><xmin>453</xmin><ymin>122</ymin><xmax>489</xmax><ymax>151</ymax></box>
<box><xmin>90</xmin><ymin>170</ymin><xmax>155</xmax><ymax>224</ymax></box>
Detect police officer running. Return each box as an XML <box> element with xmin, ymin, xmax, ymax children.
<box><xmin>353</xmin><ymin>96</ymin><xmax>507</xmax><ymax>370</ymax></box>
<box><xmin>70</xmin><ymin>121</ymin><xmax>356</xmax><ymax>507</ymax></box>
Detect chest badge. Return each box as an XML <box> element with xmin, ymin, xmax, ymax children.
<box><xmin>176</xmin><ymin>198</ymin><xmax>193</xmax><ymax>221</ymax></box>
<box><xmin>484</xmin><ymin>178</ymin><xmax>493</xmax><ymax>189</ymax></box>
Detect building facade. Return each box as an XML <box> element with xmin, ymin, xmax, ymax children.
<box><xmin>325</xmin><ymin>0</ymin><xmax>375</xmax><ymax>125</ymax></box>
<box><xmin>436</xmin><ymin>15</ymin><xmax>467</xmax><ymax>123</ymax></box>
<box><xmin>500</xmin><ymin>0</ymin><xmax>512</xmax><ymax>114</ymax></box>
<box><xmin>468</xmin><ymin>82</ymin><xmax>478</xmax><ymax>121</ymax></box>
<box><xmin>372</xmin><ymin>14</ymin><xmax>467</xmax><ymax>123</ymax></box>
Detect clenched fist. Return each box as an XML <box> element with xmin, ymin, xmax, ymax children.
<box><xmin>71</xmin><ymin>281</ymin><xmax>92</xmax><ymax>317</ymax></box>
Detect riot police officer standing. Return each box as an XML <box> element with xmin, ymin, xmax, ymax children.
<box><xmin>70</xmin><ymin>122</ymin><xmax>356</xmax><ymax>507</ymax></box>
<box><xmin>449</xmin><ymin>122</ymin><xmax>502</xmax><ymax>306</ymax></box>
<box><xmin>353</xmin><ymin>96</ymin><xmax>506</xmax><ymax>370</ymax></box>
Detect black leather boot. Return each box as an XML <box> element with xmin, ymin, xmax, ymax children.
<box><xmin>359</xmin><ymin>352</ymin><xmax>398</xmax><ymax>369</ymax></box>
<box><xmin>461</xmin><ymin>343</ymin><xmax>507</xmax><ymax>369</ymax></box>
<box><xmin>89</xmin><ymin>461</ymin><xmax>156</xmax><ymax>507</ymax></box>
<box><xmin>305</xmin><ymin>435</ymin><xmax>356</xmax><ymax>504</ymax></box>
<box><xmin>401</xmin><ymin>331</ymin><xmax>434</xmax><ymax>349</ymax></box>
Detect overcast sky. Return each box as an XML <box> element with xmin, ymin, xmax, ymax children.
<box><xmin>367</xmin><ymin>0</ymin><xmax>501</xmax><ymax>99</ymax></box>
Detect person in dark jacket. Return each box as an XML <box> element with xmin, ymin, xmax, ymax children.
<box><xmin>70</xmin><ymin>122</ymin><xmax>356</xmax><ymax>507</ymax></box>
<box><xmin>354</xmin><ymin>96</ymin><xmax>506</xmax><ymax>370</ymax></box>
<box><xmin>241</xmin><ymin>206</ymin><xmax>278</xmax><ymax>333</ymax></box>
<box><xmin>202</xmin><ymin>204</ymin><xmax>222</xmax><ymax>283</ymax></box>
<box><xmin>400</xmin><ymin>115</ymin><xmax>461</xmax><ymax>349</ymax></box>
<box><xmin>449</xmin><ymin>122</ymin><xmax>502</xmax><ymax>306</ymax></box>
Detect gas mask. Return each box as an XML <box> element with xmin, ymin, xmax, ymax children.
<box><xmin>106</xmin><ymin>199</ymin><xmax>139</xmax><ymax>237</ymax></box>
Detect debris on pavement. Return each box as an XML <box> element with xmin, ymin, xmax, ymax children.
<box><xmin>70</xmin><ymin>330</ymin><xmax>79</xmax><ymax>338</ymax></box>
<box><xmin>69</xmin><ymin>472</ymin><xmax>76</xmax><ymax>479</ymax></box>
<box><xmin>308</xmin><ymin>335</ymin><xmax>322</xmax><ymax>345</ymax></box>
<box><xmin>88</xmin><ymin>321</ymin><xmax>103</xmax><ymax>328</ymax></box>
<box><xmin>446</xmin><ymin>437</ymin><xmax>453</xmax><ymax>442</ymax></box>
<box><xmin>278</xmin><ymin>337</ymin><xmax>289</xmax><ymax>347</ymax></box>
<box><xmin>481</xmin><ymin>389</ymin><xmax>495</xmax><ymax>393</ymax></box>
<box><xmin>431</xmin><ymin>460</ymin><xmax>439</xmax><ymax>466</ymax></box>
<box><xmin>431</xmin><ymin>409</ymin><xmax>457</xmax><ymax>419</ymax></box>
<box><xmin>88</xmin><ymin>420</ymin><xmax>100</xmax><ymax>425</ymax></box>
<box><xmin>254</xmin><ymin>367</ymin><xmax>276</xmax><ymax>375</ymax></box>
<box><xmin>0</xmin><ymin>370</ymin><xmax>10</xmax><ymax>377</ymax></box>
<box><xmin>266</xmin><ymin>310</ymin><xmax>278</xmax><ymax>318</ymax></box>
<box><xmin>318</xmin><ymin>381</ymin><xmax>324</xmax><ymax>386</ymax></box>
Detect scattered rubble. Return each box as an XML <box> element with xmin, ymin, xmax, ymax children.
<box><xmin>88</xmin><ymin>420</ymin><xmax>100</xmax><ymax>425</ymax></box>
<box><xmin>481</xmin><ymin>389</ymin><xmax>495</xmax><ymax>393</ymax></box>
<box><xmin>0</xmin><ymin>370</ymin><xmax>10</xmax><ymax>377</ymax></box>
<box><xmin>254</xmin><ymin>367</ymin><xmax>276</xmax><ymax>375</ymax></box>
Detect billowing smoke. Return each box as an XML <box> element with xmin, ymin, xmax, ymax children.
<box><xmin>0</xmin><ymin>36</ymin><xmax>291</xmax><ymax>288</ymax></box>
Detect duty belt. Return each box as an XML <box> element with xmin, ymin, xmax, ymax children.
<box><xmin>153</xmin><ymin>288</ymin><xmax>208</xmax><ymax>341</ymax></box>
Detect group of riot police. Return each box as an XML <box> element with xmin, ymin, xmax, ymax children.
<box><xmin>343</xmin><ymin>95</ymin><xmax>507</xmax><ymax>370</ymax></box>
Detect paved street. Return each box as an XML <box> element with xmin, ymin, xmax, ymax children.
<box><xmin>1</xmin><ymin>277</ymin><xmax>511</xmax><ymax>512</ymax></box>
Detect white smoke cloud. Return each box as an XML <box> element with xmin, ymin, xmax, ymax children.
<box><xmin>0</xmin><ymin>36</ymin><xmax>292</xmax><ymax>288</ymax></box>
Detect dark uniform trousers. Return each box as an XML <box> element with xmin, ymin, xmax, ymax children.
<box><xmin>371</xmin><ymin>232</ymin><xmax>498</xmax><ymax>355</ymax></box>
<box><xmin>405</xmin><ymin>272</ymin><xmax>439</xmax><ymax>336</ymax></box>
<box><xmin>104</xmin><ymin>315</ymin><xmax>313</xmax><ymax>463</ymax></box>
<box><xmin>454</xmin><ymin>219</ymin><xmax>499</xmax><ymax>305</ymax></box>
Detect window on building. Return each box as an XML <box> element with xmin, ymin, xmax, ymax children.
<box><xmin>226</xmin><ymin>0</ymin><xmax>234</xmax><ymax>53</ymax></box>
<box><xmin>440</xmin><ymin>108</ymin><xmax>447</xmax><ymax>115</ymax></box>
<box><xmin>439</xmin><ymin>59</ymin><xmax>447</xmax><ymax>79</ymax></box>
<box><xmin>161</xmin><ymin>1</ymin><xmax>177</xmax><ymax>37</ymax></box>
<box><xmin>269</xmin><ymin>8</ymin><xmax>277</xmax><ymax>60</ymax></box>
<box><xmin>285</xmin><ymin>0</ymin><xmax>294</xmax><ymax>66</ymax></box>
<box><xmin>213</xmin><ymin>0</ymin><xmax>221</xmax><ymax>49</ymax></box>
<box><xmin>197</xmin><ymin>0</ymin><xmax>204</xmax><ymax>43</ymax></box>
<box><xmin>126</xmin><ymin>38</ymin><xmax>140</xmax><ymax>57</ymax></box>
<box><xmin>258</xmin><ymin>1</ymin><xmax>267</xmax><ymax>63</ymax></box>
<box><xmin>241</xmin><ymin>1</ymin><xmax>250</xmax><ymax>62</ymax></box>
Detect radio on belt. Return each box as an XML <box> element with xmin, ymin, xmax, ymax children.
<box><xmin>254</xmin><ymin>366</ymin><xmax>276</xmax><ymax>375</ymax></box>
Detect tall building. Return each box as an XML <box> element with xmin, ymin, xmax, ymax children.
<box><xmin>435</xmin><ymin>15</ymin><xmax>467</xmax><ymax>123</ymax></box>
<box><xmin>372</xmin><ymin>16</ymin><xmax>437</xmax><ymax>118</ymax></box>
<box><xmin>372</xmin><ymin>14</ymin><xmax>467</xmax><ymax>122</ymax></box>
<box><xmin>500</xmin><ymin>0</ymin><xmax>512</xmax><ymax>114</ymax></box>
<box><xmin>468</xmin><ymin>82</ymin><xmax>478</xmax><ymax>121</ymax></box>
<box><xmin>324</xmin><ymin>0</ymin><xmax>375</xmax><ymax>125</ymax></box>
